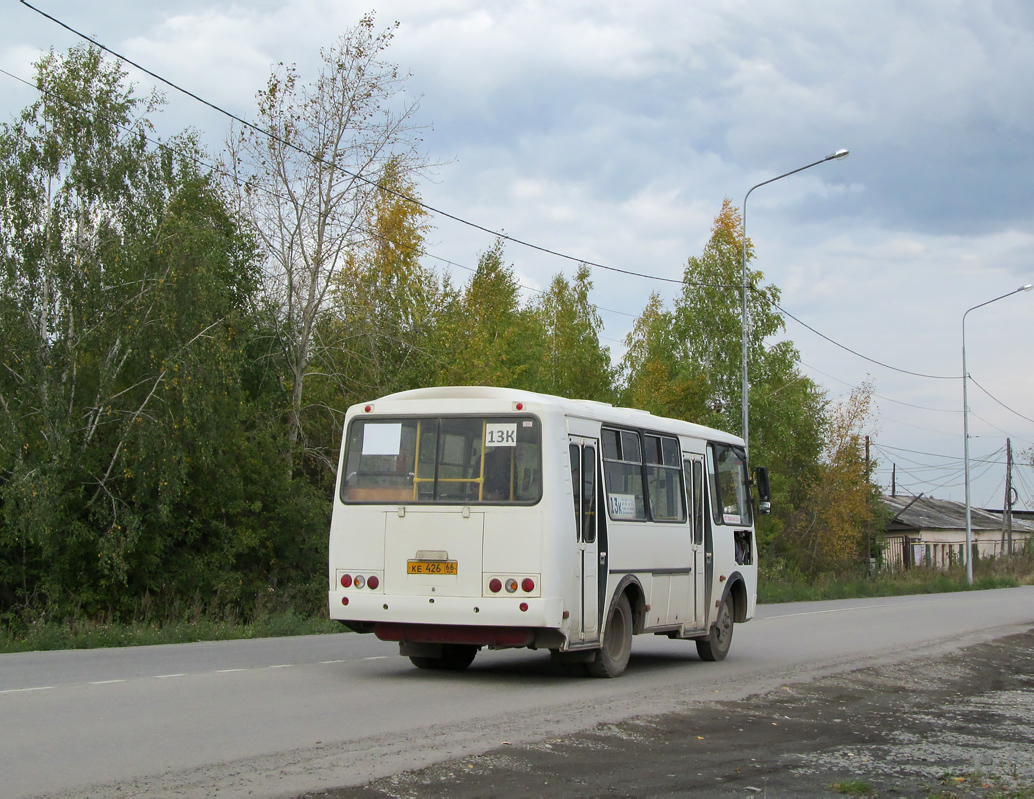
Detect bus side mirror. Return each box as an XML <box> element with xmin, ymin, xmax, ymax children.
<box><xmin>754</xmin><ymin>467</ymin><xmax>771</xmax><ymax>515</ymax></box>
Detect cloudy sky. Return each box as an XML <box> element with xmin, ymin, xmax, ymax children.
<box><xmin>4</xmin><ymin>0</ymin><xmax>1033</xmax><ymax>509</ymax></box>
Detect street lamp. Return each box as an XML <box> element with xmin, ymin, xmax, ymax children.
<box><xmin>740</xmin><ymin>149</ymin><xmax>848</xmax><ymax>456</ymax></box>
<box><xmin>962</xmin><ymin>283</ymin><xmax>1033</xmax><ymax>583</ymax></box>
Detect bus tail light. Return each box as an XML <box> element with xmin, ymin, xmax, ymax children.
<box><xmin>340</xmin><ymin>574</ymin><xmax>352</xmax><ymax>588</ymax></box>
<box><xmin>367</xmin><ymin>575</ymin><xmax>380</xmax><ymax>590</ymax></box>
<box><xmin>341</xmin><ymin>597</ymin><xmax>349</xmax><ymax>606</ymax></box>
<box><xmin>354</xmin><ymin>575</ymin><xmax>366</xmax><ymax>589</ymax></box>
<box><xmin>485</xmin><ymin>574</ymin><xmax>540</xmax><ymax>597</ymax></box>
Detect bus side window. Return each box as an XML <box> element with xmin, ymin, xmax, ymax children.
<box><xmin>581</xmin><ymin>446</ymin><xmax>596</xmax><ymax>543</ymax></box>
<box><xmin>601</xmin><ymin>427</ymin><xmax>646</xmax><ymax>521</ymax></box>
<box><xmin>644</xmin><ymin>434</ymin><xmax>685</xmax><ymax>522</ymax></box>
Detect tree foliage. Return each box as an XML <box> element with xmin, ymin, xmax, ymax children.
<box><xmin>621</xmin><ymin>199</ymin><xmax>829</xmax><ymax>560</ymax></box>
<box><xmin>528</xmin><ymin>264</ymin><xmax>616</xmax><ymax>402</ymax></box>
<box><xmin>786</xmin><ymin>381</ymin><xmax>881</xmax><ymax>573</ymax></box>
<box><xmin>434</xmin><ymin>240</ymin><xmax>536</xmax><ymax>387</ymax></box>
<box><xmin>0</xmin><ymin>43</ymin><xmax>888</xmax><ymax>631</ymax></box>
<box><xmin>0</xmin><ymin>46</ymin><xmax>325</xmax><ymax>624</ymax></box>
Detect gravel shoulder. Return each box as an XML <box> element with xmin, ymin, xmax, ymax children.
<box><xmin>310</xmin><ymin>627</ymin><xmax>1034</xmax><ymax>798</ymax></box>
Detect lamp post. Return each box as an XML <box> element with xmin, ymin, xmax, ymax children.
<box><xmin>962</xmin><ymin>283</ymin><xmax>1033</xmax><ymax>583</ymax></box>
<box><xmin>740</xmin><ymin>149</ymin><xmax>848</xmax><ymax>456</ymax></box>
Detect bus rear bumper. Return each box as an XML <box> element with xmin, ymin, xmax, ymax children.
<box><xmin>374</xmin><ymin>622</ymin><xmax>536</xmax><ymax>648</ymax></box>
<box><xmin>328</xmin><ymin>592</ymin><xmax>565</xmax><ymax>632</ymax></box>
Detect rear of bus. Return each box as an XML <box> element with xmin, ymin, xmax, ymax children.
<box><xmin>327</xmin><ymin>390</ymin><xmax>571</xmax><ymax>669</ymax></box>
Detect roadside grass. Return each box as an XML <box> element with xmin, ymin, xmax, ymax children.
<box><xmin>4</xmin><ymin>554</ymin><xmax>1032</xmax><ymax>654</ymax></box>
<box><xmin>828</xmin><ymin>779</ymin><xmax>876</xmax><ymax>796</ymax></box>
<box><xmin>759</xmin><ymin>554</ymin><xmax>1034</xmax><ymax>604</ymax></box>
<box><xmin>0</xmin><ymin>610</ymin><xmax>344</xmax><ymax>654</ymax></box>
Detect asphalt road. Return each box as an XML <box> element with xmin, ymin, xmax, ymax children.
<box><xmin>3</xmin><ymin>587</ymin><xmax>1033</xmax><ymax>797</ymax></box>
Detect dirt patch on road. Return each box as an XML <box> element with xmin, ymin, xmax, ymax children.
<box><xmin>311</xmin><ymin>628</ymin><xmax>1034</xmax><ymax>797</ymax></box>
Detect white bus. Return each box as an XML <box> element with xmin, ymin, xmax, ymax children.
<box><xmin>328</xmin><ymin>386</ymin><xmax>769</xmax><ymax>677</ymax></box>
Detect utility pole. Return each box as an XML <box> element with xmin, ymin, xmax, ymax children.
<box><xmin>865</xmin><ymin>436</ymin><xmax>872</xmax><ymax>574</ymax></box>
<box><xmin>1000</xmin><ymin>438</ymin><xmax>1013</xmax><ymax>556</ymax></box>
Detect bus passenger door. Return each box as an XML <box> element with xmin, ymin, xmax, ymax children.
<box><xmin>685</xmin><ymin>456</ymin><xmax>706</xmax><ymax>629</ymax></box>
<box><xmin>569</xmin><ymin>437</ymin><xmax>600</xmax><ymax>641</ymax></box>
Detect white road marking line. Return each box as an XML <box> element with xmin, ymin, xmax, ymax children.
<box><xmin>155</xmin><ymin>673</ymin><xmax>186</xmax><ymax>679</ymax></box>
<box><xmin>216</xmin><ymin>669</ymin><xmax>245</xmax><ymax>673</ymax></box>
<box><xmin>268</xmin><ymin>664</ymin><xmax>292</xmax><ymax>669</ymax></box>
<box><xmin>89</xmin><ymin>679</ymin><xmax>126</xmax><ymax>685</ymax></box>
<box><xmin>363</xmin><ymin>656</ymin><xmax>389</xmax><ymax>661</ymax></box>
<box><xmin>1</xmin><ymin>686</ymin><xmax>54</xmax><ymax>694</ymax></box>
<box><xmin>320</xmin><ymin>659</ymin><xmax>346</xmax><ymax>664</ymax></box>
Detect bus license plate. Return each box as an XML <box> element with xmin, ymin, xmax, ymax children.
<box><xmin>407</xmin><ymin>560</ymin><xmax>457</xmax><ymax>575</ymax></box>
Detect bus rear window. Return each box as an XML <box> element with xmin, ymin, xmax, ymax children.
<box><xmin>341</xmin><ymin>416</ymin><xmax>542</xmax><ymax>505</ymax></box>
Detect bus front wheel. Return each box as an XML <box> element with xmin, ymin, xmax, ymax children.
<box><xmin>587</xmin><ymin>593</ymin><xmax>633</xmax><ymax>678</ymax></box>
<box><xmin>696</xmin><ymin>596</ymin><xmax>733</xmax><ymax>661</ymax></box>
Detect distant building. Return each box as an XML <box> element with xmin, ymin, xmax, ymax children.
<box><xmin>882</xmin><ymin>495</ymin><xmax>1034</xmax><ymax>569</ymax></box>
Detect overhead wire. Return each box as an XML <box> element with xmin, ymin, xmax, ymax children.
<box><xmin>17</xmin><ymin>0</ymin><xmax>972</xmax><ymax>390</ymax></box>
<box><xmin>770</xmin><ymin>300</ymin><xmax>957</xmax><ymax>380</ymax></box>
<box><xmin>800</xmin><ymin>359</ymin><xmax>960</xmax><ymax>413</ymax></box>
<box><xmin>968</xmin><ymin>375</ymin><xmax>1034</xmax><ymax>426</ymax></box>
<box><xmin>18</xmin><ymin>0</ymin><xmax>716</xmax><ymax>292</ymax></box>
<box><xmin>17</xmin><ymin>0</ymin><xmax>1034</xmax><ymax>498</ymax></box>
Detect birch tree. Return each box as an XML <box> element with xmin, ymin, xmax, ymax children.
<box><xmin>225</xmin><ymin>14</ymin><xmax>428</xmax><ymax>469</ymax></box>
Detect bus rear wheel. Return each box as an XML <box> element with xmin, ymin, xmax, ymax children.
<box><xmin>696</xmin><ymin>596</ymin><xmax>733</xmax><ymax>661</ymax></box>
<box><xmin>587</xmin><ymin>593</ymin><xmax>633</xmax><ymax>678</ymax></box>
<box><xmin>409</xmin><ymin>644</ymin><xmax>478</xmax><ymax>671</ymax></box>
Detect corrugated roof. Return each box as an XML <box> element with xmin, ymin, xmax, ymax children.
<box><xmin>883</xmin><ymin>495</ymin><xmax>1034</xmax><ymax>534</ymax></box>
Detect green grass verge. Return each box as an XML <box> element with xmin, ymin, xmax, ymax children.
<box><xmin>0</xmin><ymin>611</ymin><xmax>344</xmax><ymax>654</ymax></box>
<box><xmin>828</xmin><ymin>780</ymin><xmax>876</xmax><ymax>796</ymax></box>
<box><xmin>759</xmin><ymin>557</ymin><xmax>1034</xmax><ymax>604</ymax></box>
<box><xmin>5</xmin><ymin>558</ymin><xmax>1032</xmax><ymax>654</ymax></box>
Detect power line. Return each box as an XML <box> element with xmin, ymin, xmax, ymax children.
<box><xmin>1</xmin><ymin>63</ymin><xmax>630</xmax><ymax>343</ymax></box>
<box><xmin>969</xmin><ymin>375</ymin><xmax>1034</xmax><ymax>425</ymax></box>
<box><xmin>874</xmin><ymin>443</ymin><xmax>1006</xmax><ymax>468</ymax></box>
<box><xmin>799</xmin><ymin>359</ymin><xmax>961</xmax><ymax>413</ymax></box>
<box><xmin>22</xmin><ymin>0</ymin><xmax>1031</xmax><ymax>437</ymax></box>
<box><xmin>18</xmin><ymin>0</ymin><xmax>712</xmax><ymax>292</ymax></box>
<box><xmin>772</xmin><ymin>301</ymin><xmax>957</xmax><ymax>380</ymax></box>
<box><xmin>19</xmin><ymin>1</ymin><xmax>980</xmax><ymax>390</ymax></box>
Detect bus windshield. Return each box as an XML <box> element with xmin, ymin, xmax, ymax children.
<box><xmin>341</xmin><ymin>416</ymin><xmax>542</xmax><ymax>505</ymax></box>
